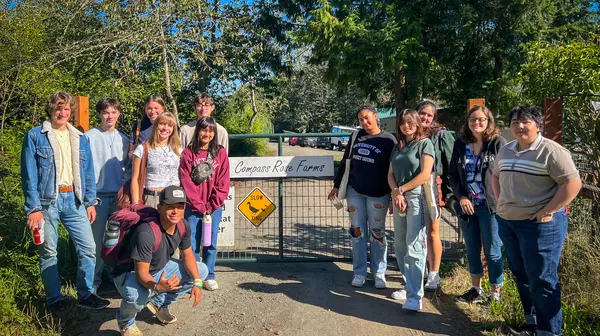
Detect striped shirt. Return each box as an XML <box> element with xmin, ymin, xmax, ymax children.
<box><xmin>492</xmin><ymin>134</ymin><xmax>579</xmax><ymax>220</ymax></box>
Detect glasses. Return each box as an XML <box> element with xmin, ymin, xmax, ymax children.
<box><xmin>198</xmin><ymin>103</ymin><xmax>214</xmax><ymax>107</ymax></box>
<box><xmin>469</xmin><ymin>117</ymin><xmax>488</xmax><ymax>123</ymax></box>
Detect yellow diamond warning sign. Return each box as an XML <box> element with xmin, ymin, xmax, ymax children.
<box><xmin>237</xmin><ymin>187</ymin><xmax>276</xmax><ymax>227</ymax></box>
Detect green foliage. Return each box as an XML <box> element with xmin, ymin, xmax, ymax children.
<box><xmin>273</xmin><ymin>64</ymin><xmax>368</xmax><ymax>133</ymax></box>
<box><xmin>220</xmin><ymin>86</ymin><xmax>275</xmax><ymax>156</ymax></box>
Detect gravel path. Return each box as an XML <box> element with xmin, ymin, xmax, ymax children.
<box><xmin>65</xmin><ymin>262</ymin><xmax>482</xmax><ymax>336</ymax></box>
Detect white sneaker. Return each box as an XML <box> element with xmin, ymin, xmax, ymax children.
<box><xmin>391</xmin><ymin>289</ymin><xmax>407</xmax><ymax>300</ymax></box>
<box><xmin>424</xmin><ymin>272</ymin><xmax>440</xmax><ymax>291</ymax></box>
<box><xmin>402</xmin><ymin>298</ymin><xmax>422</xmax><ymax>311</ymax></box>
<box><xmin>146</xmin><ymin>302</ymin><xmax>177</xmax><ymax>324</ymax></box>
<box><xmin>374</xmin><ymin>274</ymin><xmax>387</xmax><ymax>289</ymax></box>
<box><xmin>351</xmin><ymin>275</ymin><xmax>366</xmax><ymax>287</ymax></box>
<box><xmin>121</xmin><ymin>323</ymin><xmax>143</xmax><ymax>336</ymax></box>
<box><xmin>204</xmin><ymin>279</ymin><xmax>219</xmax><ymax>291</ymax></box>
<box><xmin>490</xmin><ymin>292</ymin><xmax>501</xmax><ymax>302</ymax></box>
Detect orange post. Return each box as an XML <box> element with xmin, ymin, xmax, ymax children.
<box><xmin>544</xmin><ymin>98</ymin><xmax>563</xmax><ymax>144</ymax></box>
<box><xmin>467</xmin><ymin>98</ymin><xmax>485</xmax><ymax>111</ymax></box>
<box><xmin>74</xmin><ymin>96</ymin><xmax>90</xmax><ymax>132</ymax></box>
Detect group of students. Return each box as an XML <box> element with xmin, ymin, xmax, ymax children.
<box><xmin>21</xmin><ymin>91</ymin><xmax>231</xmax><ymax>336</ymax></box>
<box><xmin>329</xmin><ymin>102</ymin><xmax>581</xmax><ymax>336</ymax></box>
<box><xmin>22</xmin><ymin>91</ymin><xmax>581</xmax><ymax>336</ymax></box>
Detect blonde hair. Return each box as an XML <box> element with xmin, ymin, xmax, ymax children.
<box><xmin>148</xmin><ymin>112</ymin><xmax>181</xmax><ymax>155</ymax></box>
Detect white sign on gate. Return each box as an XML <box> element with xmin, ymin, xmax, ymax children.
<box><xmin>217</xmin><ymin>186</ymin><xmax>235</xmax><ymax>247</ymax></box>
<box><xmin>229</xmin><ymin>156</ymin><xmax>334</xmax><ymax>178</ymax></box>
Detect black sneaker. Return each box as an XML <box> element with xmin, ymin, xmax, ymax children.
<box><xmin>47</xmin><ymin>300</ymin><xmax>66</xmax><ymax>313</ymax></box>
<box><xmin>506</xmin><ymin>325</ymin><xmax>536</xmax><ymax>336</ymax></box>
<box><xmin>455</xmin><ymin>287</ymin><xmax>484</xmax><ymax>303</ymax></box>
<box><xmin>77</xmin><ymin>293</ymin><xmax>110</xmax><ymax>310</ymax></box>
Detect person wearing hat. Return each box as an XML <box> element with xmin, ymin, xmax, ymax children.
<box><xmin>113</xmin><ymin>186</ymin><xmax>209</xmax><ymax>336</ymax></box>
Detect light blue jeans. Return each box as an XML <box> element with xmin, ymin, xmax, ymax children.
<box><xmin>393</xmin><ymin>190</ymin><xmax>429</xmax><ymax>302</ymax></box>
<box><xmin>346</xmin><ymin>186</ymin><xmax>390</xmax><ymax>277</ymax></box>
<box><xmin>114</xmin><ymin>259</ymin><xmax>209</xmax><ymax>329</ymax></box>
<box><xmin>39</xmin><ymin>191</ymin><xmax>96</xmax><ymax>304</ymax></box>
<box><xmin>186</xmin><ymin>208</ymin><xmax>223</xmax><ymax>280</ymax></box>
<box><xmin>91</xmin><ymin>193</ymin><xmax>117</xmax><ymax>290</ymax></box>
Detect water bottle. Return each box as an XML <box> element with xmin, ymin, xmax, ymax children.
<box><xmin>103</xmin><ymin>220</ymin><xmax>121</xmax><ymax>247</ymax></box>
<box><xmin>32</xmin><ymin>219</ymin><xmax>45</xmax><ymax>245</ymax></box>
<box><xmin>202</xmin><ymin>214</ymin><xmax>212</xmax><ymax>247</ymax></box>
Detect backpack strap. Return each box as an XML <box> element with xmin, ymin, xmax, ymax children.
<box><xmin>146</xmin><ymin>220</ymin><xmax>164</xmax><ymax>253</ymax></box>
<box><xmin>146</xmin><ymin>219</ymin><xmax>188</xmax><ymax>254</ymax></box>
<box><xmin>177</xmin><ymin>219</ymin><xmax>188</xmax><ymax>239</ymax></box>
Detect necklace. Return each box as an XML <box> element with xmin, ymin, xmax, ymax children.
<box><xmin>105</xmin><ymin>129</ymin><xmax>118</xmax><ymax>150</ymax></box>
<box><xmin>158</xmin><ymin>144</ymin><xmax>172</xmax><ymax>156</ymax></box>
<box><xmin>55</xmin><ymin>129</ymin><xmax>69</xmax><ymax>143</ymax></box>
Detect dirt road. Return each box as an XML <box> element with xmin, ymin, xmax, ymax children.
<box><xmin>267</xmin><ymin>142</ymin><xmax>345</xmax><ymax>162</ymax></box>
<box><xmin>66</xmin><ymin>262</ymin><xmax>482</xmax><ymax>336</ymax></box>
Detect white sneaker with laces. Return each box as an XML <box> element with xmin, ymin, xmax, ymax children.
<box><xmin>374</xmin><ymin>274</ymin><xmax>387</xmax><ymax>289</ymax></box>
<box><xmin>391</xmin><ymin>289</ymin><xmax>407</xmax><ymax>300</ymax></box>
<box><xmin>204</xmin><ymin>279</ymin><xmax>220</xmax><ymax>291</ymax></box>
<box><xmin>402</xmin><ymin>298</ymin><xmax>422</xmax><ymax>311</ymax></box>
<box><xmin>351</xmin><ymin>275</ymin><xmax>366</xmax><ymax>287</ymax></box>
<box><xmin>146</xmin><ymin>302</ymin><xmax>177</xmax><ymax>324</ymax></box>
<box><xmin>121</xmin><ymin>323</ymin><xmax>143</xmax><ymax>336</ymax></box>
<box><xmin>424</xmin><ymin>272</ymin><xmax>440</xmax><ymax>291</ymax></box>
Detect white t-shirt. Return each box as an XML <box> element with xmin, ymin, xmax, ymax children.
<box><xmin>133</xmin><ymin>144</ymin><xmax>183</xmax><ymax>189</ymax></box>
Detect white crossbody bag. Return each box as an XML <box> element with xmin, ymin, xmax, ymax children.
<box><xmin>418</xmin><ymin>139</ymin><xmax>441</xmax><ymax>221</ymax></box>
<box><xmin>338</xmin><ymin>131</ymin><xmax>359</xmax><ymax>200</ymax></box>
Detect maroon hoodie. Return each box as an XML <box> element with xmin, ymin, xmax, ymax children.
<box><xmin>179</xmin><ymin>146</ymin><xmax>230</xmax><ymax>214</ymax></box>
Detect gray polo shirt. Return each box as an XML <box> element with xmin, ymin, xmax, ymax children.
<box><xmin>492</xmin><ymin>134</ymin><xmax>579</xmax><ymax>220</ymax></box>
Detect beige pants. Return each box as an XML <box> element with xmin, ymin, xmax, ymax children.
<box><xmin>143</xmin><ymin>193</ymin><xmax>160</xmax><ymax>209</ymax></box>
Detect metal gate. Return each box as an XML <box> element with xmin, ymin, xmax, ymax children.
<box><xmin>217</xmin><ymin>133</ymin><xmax>462</xmax><ymax>262</ymax></box>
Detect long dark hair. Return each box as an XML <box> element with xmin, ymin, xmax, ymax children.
<box><xmin>395</xmin><ymin>109</ymin><xmax>425</xmax><ymax>150</ymax></box>
<box><xmin>190</xmin><ymin>117</ymin><xmax>219</xmax><ymax>157</ymax></box>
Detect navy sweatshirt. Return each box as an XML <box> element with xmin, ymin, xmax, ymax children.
<box><xmin>333</xmin><ymin>129</ymin><xmax>397</xmax><ymax>197</ymax></box>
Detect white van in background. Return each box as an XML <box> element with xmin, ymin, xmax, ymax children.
<box><xmin>329</xmin><ymin>125</ymin><xmax>357</xmax><ymax>151</ymax></box>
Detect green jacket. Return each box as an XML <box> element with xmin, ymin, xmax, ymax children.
<box><xmin>429</xmin><ymin>129</ymin><xmax>455</xmax><ymax>199</ymax></box>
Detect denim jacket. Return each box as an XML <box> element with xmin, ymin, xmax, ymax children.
<box><xmin>21</xmin><ymin>121</ymin><xmax>98</xmax><ymax>215</ymax></box>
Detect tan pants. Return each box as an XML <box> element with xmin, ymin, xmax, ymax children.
<box><xmin>143</xmin><ymin>193</ymin><xmax>160</xmax><ymax>209</ymax></box>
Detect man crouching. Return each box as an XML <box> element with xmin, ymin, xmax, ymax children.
<box><xmin>113</xmin><ymin>186</ymin><xmax>208</xmax><ymax>336</ymax></box>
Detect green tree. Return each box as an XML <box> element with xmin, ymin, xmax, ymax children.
<box><xmin>273</xmin><ymin>64</ymin><xmax>367</xmax><ymax>132</ymax></box>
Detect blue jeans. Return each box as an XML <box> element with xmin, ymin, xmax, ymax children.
<box><xmin>186</xmin><ymin>208</ymin><xmax>223</xmax><ymax>280</ymax></box>
<box><xmin>346</xmin><ymin>186</ymin><xmax>390</xmax><ymax>277</ymax></box>
<box><xmin>114</xmin><ymin>259</ymin><xmax>208</xmax><ymax>329</ymax></box>
<box><xmin>497</xmin><ymin>209</ymin><xmax>568</xmax><ymax>336</ymax></box>
<box><xmin>91</xmin><ymin>193</ymin><xmax>117</xmax><ymax>290</ymax></box>
<box><xmin>39</xmin><ymin>191</ymin><xmax>96</xmax><ymax>304</ymax></box>
<box><xmin>460</xmin><ymin>205</ymin><xmax>504</xmax><ymax>288</ymax></box>
<box><xmin>393</xmin><ymin>190</ymin><xmax>428</xmax><ymax>301</ymax></box>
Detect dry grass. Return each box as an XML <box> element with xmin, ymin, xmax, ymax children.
<box><xmin>440</xmin><ymin>264</ymin><xmax>504</xmax><ymax>334</ymax></box>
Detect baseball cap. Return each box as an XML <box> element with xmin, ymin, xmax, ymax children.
<box><xmin>159</xmin><ymin>186</ymin><xmax>187</xmax><ymax>205</ymax></box>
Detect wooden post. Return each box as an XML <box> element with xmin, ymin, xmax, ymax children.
<box><xmin>543</xmin><ymin>98</ymin><xmax>563</xmax><ymax>144</ymax></box>
<box><xmin>73</xmin><ymin>96</ymin><xmax>90</xmax><ymax>132</ymax></box>
<box><xmin>467</xmin><ymin>98</ymin><xmax>485</xmax><ymax>111</ymax></box>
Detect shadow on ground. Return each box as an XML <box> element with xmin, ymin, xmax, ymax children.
<box><xmin>226</xmin><ymin>262</ymin><xmax>483</xmax><ymax>336</ymax></box>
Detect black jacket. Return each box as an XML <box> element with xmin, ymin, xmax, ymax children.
<box><xmin>448</xmin><ymin>136</ymin><xmax>506</xmax><ymax>213</ymax></box>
